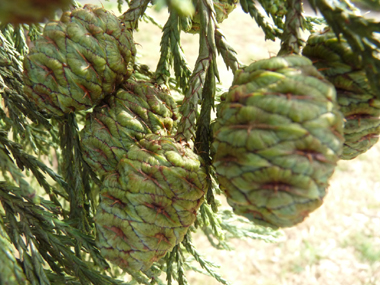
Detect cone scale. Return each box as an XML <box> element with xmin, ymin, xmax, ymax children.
<box><xmin>80</xmin><ymin>80</ymin><xmax>178</xmax><ymax>177</ymax></box>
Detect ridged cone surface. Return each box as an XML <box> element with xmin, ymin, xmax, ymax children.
<box><xmin>185</xmin><ymin>0</ymin><xmax>238</xmax><ymax>33</ymax></box>
<box><xmin>95</xmin><ymin>134</ymin><xmax>207</xmax><ymax>272</ymax></box>
<box><xmin>212</xmin><ymin>55</ymin><xmax>344</xmax><ymax>228</ymax></box>
<box><xmin>81</xmin><ymin>80</ymin><xmax>178</xmax><ymax>177</ymax></box>
<box><xmin>303</xmin><ymin>31</ymin><xmax>380</xmax><ymax>159</ymax></box>
<box><xmin>23</xmin><ymin>5</ymin><xmax>136</xmax><ymax>116</ymax></box>
<box><xmin>0</xmin><ymin>0</ymin><xmax>71</xmax><ymax>24</ymax></box>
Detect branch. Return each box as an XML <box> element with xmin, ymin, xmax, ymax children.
<box><xmin>195</xmin><ymin>66</ymin><xmax>218</xmax><ymax>210</ymax></box>
<box><xmin>312</xmin><ymin>0</ymin><xmax>380</xmax><ymax>98</ymax></box>
<box><xmin>240</xmin><ymin>0</ymin><xmax>283</xmax><ymax>41</ymax></box>
<box><xmin>120</xmin><ymin>0</ymin><xmax>151</xmax><ymax>30</ymax></box>
<box><xmin>0</xmin><ymin>130</ymin><xmax>67</xmax><ymax>207</ymax></box>
<box><xmin>175</xmin><ymin>245</ymin><xmax>189</xmax><ymax>285</ymax></box>
<box><xmin>215</xmin><ymin>27</ymin><xmax>240</xmax><ymax>73</ymax></box>
<box><xmin>197</xmin><ymin>203</ymin><xmax>284</xmax><ymax>251</ymax></box>
<box><xmin>0</xmin><ymin>216</ymin><xmax>28</xmax><ymax>285</ymax></box>
<box><xmin>156</xmin><ymin>11</ymin><xmax>192</xmax><ymax>93</ymax></box>
<box><xmin>182</xmin><ymin>233</ymin><xmax>231</xmax><ymax>285</ymax></box>
<box><xmin>59</xmin><ymin>114</ymin><xmax>93</xmax><ymax>236</ymax></box>
<box><xmin>0</xmin><ymin>183</ymin><xmax>127</xmax><ymax>285</ymax></box>
<box><xmin>155</xmin><ymin>14</ymin><xmax>175</xmax><ymax>86</ymax></box>
<box><xmin>278</xmin><ymin>0</ymin><xmax>305</xmax><ymax>55</ymax></box>
<box><xmin>0</xmin><ymin>30</ymin><xmax>55</xmax><ymax>154</ymax></box>
<box><xmin>176</xmin><ymin>0</ymin><xmax>217</xmax><ymax>142</ymax></box>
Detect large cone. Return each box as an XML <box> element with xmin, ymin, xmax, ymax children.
<box><xmin>302</xmin><ymin>31</ymin><xmax>380</xmax><ymax>159</ymax></box>
<box><xmin>212</xmin><ymin>55</ymin><xmax>344</xmax><ymax>228</ymax></box>
<box><xmin>95</xmin><ymin>134</ymin><xmax>207</xmax><ymax>272</ymax></box>
<box><xmin>80</xmin><ymin>80</ymin><xmax>178</xmax><ymax>177</ymax></box>
<box><xmin>24</xmin><ymin>5</ymin><xmax>136</xmax><ymax>116</ymax></box>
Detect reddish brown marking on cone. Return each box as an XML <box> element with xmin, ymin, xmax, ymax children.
<box><xmin>35</xmin><ymin>91</ymin><xmax>54</xmax><ymax>105</ymax></box>
<box><xmin>116</xmin><ymin>258</ymin><xmax>129</xmax><ymax>268</ymax></box>
<box><xmin>298</xmin><ymin>150</ymin><xmax>329</xmax><ymax>163</ymax></box>
<box><xmin>103</xmin><ymin>225</ymin><xmax>128</xmax><ymax>242</ymax></box>
<box><xmin>76</xmin><ymin>49</ymin><xmax>98</xmax><ymax>75</ymax></box>
<box><xmin>144</xmin><ymin>202</ymin><xmax>176</xmax><ymax>224</ymax></box>
<box><xmin>153</xmin><ymin>233</ymin><xmax>171</xmax><ymax>246</ymax></box>
<box><xmin>246</xmin><ymin>209</ymin><xmax>266</xmax><ymax>220</ymax></box>
<box><xmin>94</xmin><ymin>148</ymin><xmax>108</xmax><ymax>160</ymax></box>
<box><xmin>317</xmin><ymin>67</ymin><xmax>330</xmax><ymax>72</ymax></box>
<box><xmin>262</xmin><ymin>183</ymin><xmax>292</xmax><ymax>193</ymax></box>
<box><xmin>43</xmin><ymin>35</ymin><xmax>59</xmax><ymax>50</ymax></box>
<box><xmin>94</xmin><ymin>117</ymin><xmax>112</xmax><ymax>135</ymax></box>
<box><xmin>358</xmin><ymin>133</ymin><xmax>380</xmax><ymax>142</ymax></box>
<box><xmin>76</xmin><ymin>83</ymin><xmax>93</xmax><ymax>103</ymax></box>
<box><xmin>330</xmin><ymin>126</ymin><xmax>345</xmax><ymax>141</ymax></box>
<box><xmin>101</xmin><ymin>193</ymin><xmax>126</xmax><ymax>207</ymax></box>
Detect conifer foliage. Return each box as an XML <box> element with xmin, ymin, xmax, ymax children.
<box><xmin>1</xmin><ymin>0</ymin><xmax>380</xmax><ymax>284</ymax></box>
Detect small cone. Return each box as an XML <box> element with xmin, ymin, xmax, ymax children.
<box><xmin>23</xmin><ymin>5</ymin><xmax>136</xmax><ymax>116</ymax></box>
<box><xmin>95</xmin><ymin>134</ymin><xmax>207</xmax><ymax>271</ymax></box>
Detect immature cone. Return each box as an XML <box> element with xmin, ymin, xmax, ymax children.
<box><xmin>80</xmin><ymin>80</ymin><xmax>178</xmax><ymax>177</ymax></box>
<box><xmin>23</xmin><ymin>5</ymin><xmax>136</xmax><ymax>116</ymax></box>
<box><xmin>95</xmin><ymin>134</ymin><xmax>207</xmax><ymax>271</ymax></box>
<box><xmin>185</xmin><ymin>0</ymin><xmax>238</xmax><ymax>33</ymax></box>
<box><xmin>302</xmin><ymin>31</ymin><xmax>380</xmax><ymax>159</ymax></box>
<box><xmin>0</xmin><ymin>0</ymin><xmax>71</xmax><ymax>24</ymax></box>
<box><xmin>212</xmin><ymin>55</ymin><xmax>344</xmax><ymax>228</ymax></box>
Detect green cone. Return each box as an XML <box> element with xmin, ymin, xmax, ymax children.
<box><xmin>0</xmin><ymin>0</ymin><xmax>71</xmax><ymax>24</ymax></box>
<box><xmin>303</xmin><ymin>31</ymin><xmax>380</xmax><ymax>159</ymax></box>
<box><xmin>80</xmin><ymin>80</ymin><xmax>178</xmax><ymax>177</ymax></box>
<box><xmin>23</xmin><ymin>5</ymin><xmax>136</xmax><ymax>116</ymax></box>
<box><xmin>212</xmin><ymin>55</ymin><xmax>344</xmax><ymax>228</ymax></box>
<box><xmin>95</xmin><ymin>134</ymin><xmax>207</xmax><ymax>272</ymax></box>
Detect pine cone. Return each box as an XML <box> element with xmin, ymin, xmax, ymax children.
<box><xmin>23</xmin><ymin>5</ymin><xmax>136</xmax><ymax>116</ymax></box>
<box><xmin>212</xmin><ymin>55</ymin><xmax>344</xmax><ymax>228</ymax></box>
<box><xmin>0</xmin><ymin>0</ymin><xmax>71</xmax><ymax>24</ymax></box>
<box><xmin>80</xmin><ymin>80</ymin><xmax>178</xmax><ymax>177</ymax></box>
<box><xmin>95</xmin><ymin>134</ymin><xmax>206</xmax><ymax>271</ymax></box>
<box><xmin>302</xmin><ymin>30</ymin><xmax>380</xmax><ymax>159</ymax></box>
